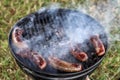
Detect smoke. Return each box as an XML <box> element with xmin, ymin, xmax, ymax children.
<box><xmin>76</xmin><ymin>0</ymin><xmax>120</xmax><ymax>42</ymax></box>
<box><xmin>37</xmin><ymin>0</ymin><xmax>120</xmax><ymax>42</ymax></box>
<box><xmin>26</xmin><ymin>4</ymin><xmax>107</xmax><ymax>61</ymax></box>
<box><xmin>35</xmin><ymin>0</ymin><xmax>118</xmax><ymax>58</ymax></box>
<box><xmin>12</xmin><ymin>0</ymin><xmax>119</xmax><ymax>73</ymax></box>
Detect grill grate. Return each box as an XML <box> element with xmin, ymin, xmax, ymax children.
<box><xmin>21</xmin><ymin>11</ymin><xmax>67</xmax><ymax>41</ymax></box>
<box><xmin>11</xmin><ymin>9</ymin><xmax>108</xmax><ymax>74</ymax></box>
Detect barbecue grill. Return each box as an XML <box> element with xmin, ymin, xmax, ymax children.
<box><xmin>8</xmin><ymin>8</ymin><xmax>108</xmax><ymax>80</ymax></box>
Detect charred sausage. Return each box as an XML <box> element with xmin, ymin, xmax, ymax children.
<box><xmin>12</xmin><ymin>27</ymin><xmax>46</xmax><ymax>69</ymax></box>
<box><xmin>70</xmin><ymin>47</ymin><xmax>88</xmax><ymax>62</ymax></box>
<box><xmin>12</xmin><ymin>27</ymin><xmax>28</xmax><ymax>48</ymax></box>
<box><xmin>48</xmin><ymin>57</ymin><xmax>82</xmax><ymax>72</ymax></box>
<box><xmin>31</xmin><ymin>51</ymin><xmax>47</xmax><ymax>69</ymax></box>
<box><xmin>17</xmin><ymin>49</ymin><xmax>47</xmax><ymax>69</ymax></box>
<box><xmin>90</xmin><ymin>35</ymin><xmax>105</xmax><ymax>56</ymax></box>
<box><xmin>70</xmin><ymin>43</ymin><xmax>88</xmax><ymax>62</ymax></box>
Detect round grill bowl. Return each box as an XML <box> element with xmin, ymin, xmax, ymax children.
<box><xmin>8</xmin><ymin>8</ymin><xmax>108</xmax><ymax>80</ymax></box>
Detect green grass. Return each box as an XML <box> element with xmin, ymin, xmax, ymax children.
<box><xmin>0</xmin><ymin>0</ymin><xmax>120</xmax><ymax>80</ymax></box>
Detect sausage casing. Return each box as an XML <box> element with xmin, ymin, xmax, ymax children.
<box><xmin>48</xmin><ymin>57</ymin><xmax>82</xmax><ymax>72</ymax></box>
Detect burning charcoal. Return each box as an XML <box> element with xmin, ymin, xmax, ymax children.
<box><xmin>48</xmin><ymin>56</ymin><xmax>82</xmax><ymax>72</ymax></box>
<box><xmin>90</xmin><ymin>34</ymin><xmax>105</xmax><ymax>56</ymax></box>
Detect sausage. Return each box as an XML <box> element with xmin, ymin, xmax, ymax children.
<box><xmin>12</xmin><ymin>27</ymin><xmax>46</xmax><ymax>69</ymax></box>
<box><xmin>70</xmin><ymin>47</ymin><xmax>88</xmax><ymax>62</ymax></box>
<box><xmin>17</xmin><ymin>49</ymin><xmax>47</xmax><ymax>69</ymax></box>
<box><xmin>31</xmin><ymin>51</ymin><xmax>47</xmax><ymax>69</ymax></box>
<box><xmin>48</xmin><ymin>57</ymin><xmax>82</xmax><ymax>72</ymax></box>
<box><xmin>90</xmin><ymin>35</ymin><xmax>105</xmax><ymax>56</ymax></box>
<box><xmin>12</xmin><ymin>27</ymin><xmax>28</xmax><ymax>48</ymax></box>
<box><xmin>70</xmin><ymin>43</ymin><xmax>88</xmax><ymax>62</ymax></box>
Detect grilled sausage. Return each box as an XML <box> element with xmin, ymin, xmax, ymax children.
<box><xmin>70</xmin><ymin>43</ymin><xmax>88</xmax><ymax>62</ymax></box>
<box><xmin>70</xmin><ymin>48</ymin><xmax>88</xmax><ymax>62</ymax></box>
<box><xmin>90</xmin><ymin>35</ymin><xmax>105</xmax><ymax>56</ymax></box>
<box><xmin>12</xmin><ymin>27</ymin><xmax>46</xmax><ymax>69</ymax></box>
<box><xmin>48</xmin><ymin>57</ymin><xmax>82</xmax><ymax>72</ymax></box>
<box><xmin>12</xmin><ymin>27</ymin><xmax>28</xmax><ymax>48</ymax></box>
<box><xmin>31</xmin><ymin>51</ymin><xmax>47</xmax><ymax>69</ymax></box>
<box><xmin>17</xmin><ymin>49</ymin><xmax>47</xmax><ymax>69</ymax></box>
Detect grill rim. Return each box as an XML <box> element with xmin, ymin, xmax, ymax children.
<box><xmin>8</xmin><ymin>8</ymin><xmax>109</xmax><ymax>77</ymax></box>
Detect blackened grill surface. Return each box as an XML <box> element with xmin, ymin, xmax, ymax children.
<box><xmin>10</xmin><ymin>9</ymin><xmax>108</xmax><ymax>74</ymax></box>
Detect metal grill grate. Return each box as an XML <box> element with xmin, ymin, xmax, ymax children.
<box><xmin>20</xmin><ymin>11</ymin><xmax>68</xmax><ymax>41</ymax></box>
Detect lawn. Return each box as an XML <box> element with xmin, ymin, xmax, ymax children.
<box><xmin>0</xmin><ymin>0</ymin><xmax>120</xmax><ymax>80</ymax></box>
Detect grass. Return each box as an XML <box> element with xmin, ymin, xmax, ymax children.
<box><xmin>0</xmin><ymin>0</ymin><xmax>120</xmax><ymax>80</ymax></box>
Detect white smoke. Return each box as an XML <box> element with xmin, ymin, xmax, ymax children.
<box><xmin>76</xmin><ymin>0</ymin><xmax>120</xmax><ymax>42</ymax></box>
<box><xmin>12</xmin><ymin>0</ymin><xmax>119</xmax><ymax>73</ymax></box>
<box><xmin>30</xmin><ymin>0</ymin><xmax>120</xmax><ymax>60</ymax></box>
